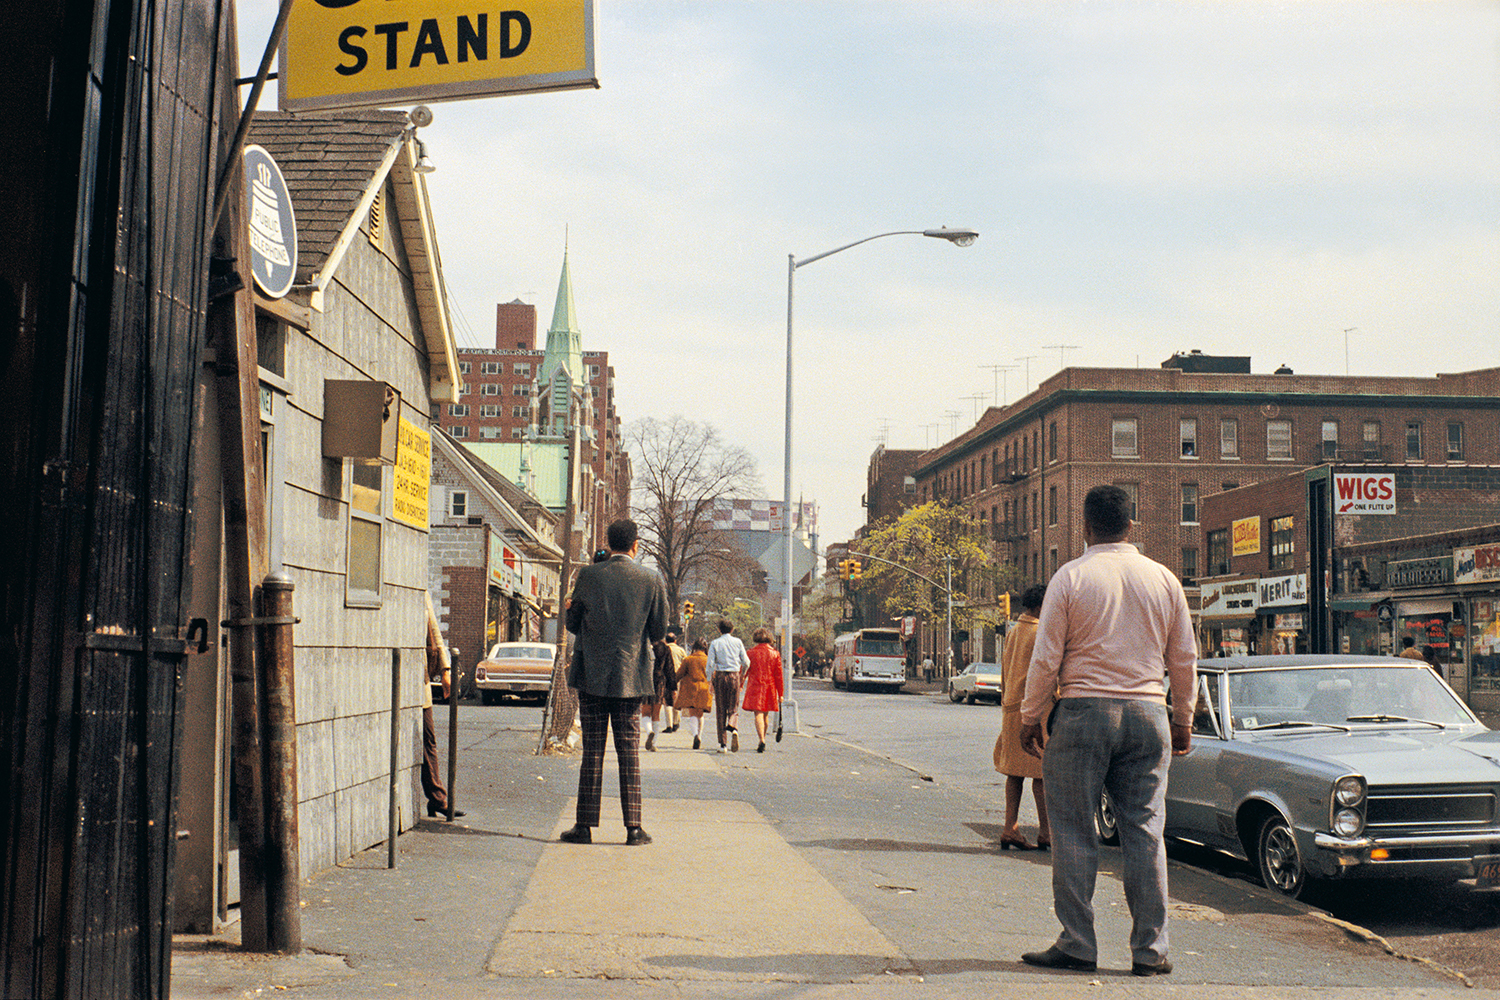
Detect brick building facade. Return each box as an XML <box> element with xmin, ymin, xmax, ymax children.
<box><xmin>863</xmin><ymin>445</ymin><xmax>923</xmax><ymax>529</ymax></box>
<box><xmin>912</xmin><ymin>358</ymin><xmax>1500</xmax><ymax>598</ymax></box>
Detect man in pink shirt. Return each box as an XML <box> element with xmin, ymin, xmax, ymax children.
<box><xmin>1018</xmin><ymin>485</ymin><xmax>1197</xmax><ymax>977</ymax></box>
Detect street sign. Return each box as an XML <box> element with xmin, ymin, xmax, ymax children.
<box><xmin>280</xmin><ymin>0</ymin><xmax>597</xmax><ymax>112</ymax></box>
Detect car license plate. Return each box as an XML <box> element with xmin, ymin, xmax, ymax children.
<box><xmin>1477</xmin><ymin>856</ymin><xmax>1500</xmax><ymax>888</ymax></box>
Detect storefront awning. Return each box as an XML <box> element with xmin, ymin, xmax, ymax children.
<box><xmin>1329</xmin><ymin>593</ymin><xmax>1393</xmax><ymax>612</ymax></box>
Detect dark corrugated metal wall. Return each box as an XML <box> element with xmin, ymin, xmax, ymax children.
<box><xmin>0</xmin><ymin>0</ymin><xmax>223</xmax><ymax>997</ymax></box>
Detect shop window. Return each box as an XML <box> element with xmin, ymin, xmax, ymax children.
<box><xmin>1406</xmin><ymin>422</ymin><xmax>1422</xmax><ymax>461</ymax></box>
<box><xmin>1112</xmin><ymin>418</ymin><xmax>1138</xmax><ymax>458</ymax></box>
<box><xmin>1321</xmin><ymin>420</ymin><xmax>1338</xmax><ymax>461</ymax></box>
<box><xmin>1207</xmin><ymin>529</ymin><xmax>1230</xmax><ymax>576</ymax></box>
<box><xmin>1267</xmin><ymin>419</ymin><xmax>1292</xmax><ymax>460</ymax></box>
<box><xmin>1180</xmin><ymin>418</ymin><xmax>1198</xmax><ymax>458</ymax></box>
<box><xmin>1447</xmin><ymin>422</ymin><xmax>1464</xmax><ymax>461</ymax></box>
<box><xmin>1269</xmin><ymin>515</ymin><xmax>1294</xmax><ymax>571</ymax></box>
<box><xmin>1180</xmin><ymin>483</ymin><xmax>1198</xmax><ymax>524</ymax></box>
<box><xmin>1220</xmin><ymin>418</ymin><xmax>1239</xmax><ymax>458</ymax></box>
<box><xmin>347</xmin><ymin>464</ymin><xmax>384</xmax><ymax>608</ymax></box>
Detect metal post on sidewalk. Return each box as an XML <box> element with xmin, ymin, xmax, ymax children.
<box><xmin>259</xmin><ymin>572</ymin><xmax>301</xmax><ymax>952</ymax></box>
<box><xmin>388</xmin><ymin>648</ymin><xmax>400</xmax><ymax>868</ymax></box>
<box><xmin>446</xmin><ymin>645</ymin><xmax>460</xmax><ymax>819</ymax></box>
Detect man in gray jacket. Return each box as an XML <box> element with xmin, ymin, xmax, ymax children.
<box><xmin>559</xmin><ymin>519</ymin><xmax>668</xmax><ymax>846</ymax></box>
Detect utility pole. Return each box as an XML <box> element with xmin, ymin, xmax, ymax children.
<box><xmin>945</xmin><ymin>553</ymin><xmax>954</xmax><ymax>681</ymax></box>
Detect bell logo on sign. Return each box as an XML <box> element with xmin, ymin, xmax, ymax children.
<box><xmin>1334</xmin><ymin>472</ymin><xmax>1396</xmax><ymax>514</ymax></box>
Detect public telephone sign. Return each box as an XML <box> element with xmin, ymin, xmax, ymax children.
<box><xmin>1333</xmin><ymin>472</ymin><xmax>1397</xmax><ymax>514</ymax></box>
<box><xmin>280</xmin><ymin>0</ymin><xmax>597</xmax><ymax>112</ymax></box>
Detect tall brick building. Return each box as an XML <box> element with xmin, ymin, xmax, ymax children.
<box><xmin>862</xmin><ymin>445</ymin><xmax>923</xmax><ymax>529</ymax></box>
<box><xmin>912</xmin><ymin>355</ymin><xmax>1500</xmax><ymax>601</ymax></box>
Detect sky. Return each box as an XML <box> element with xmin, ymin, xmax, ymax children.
<box><xmin>239</xmin><ymin>1</ymin><xmax>1500</xmax><ymax>549</ymax></box>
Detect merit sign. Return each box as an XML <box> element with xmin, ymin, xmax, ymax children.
<box><xmin>1333</xmin><ymin>472</ymin><xmax>1396</xmax><ymax>515</ymax></box>
<box><xmin>281</xmin><ymin>0</ymin><xmax>596</xmax><ymax>112</ymax></box>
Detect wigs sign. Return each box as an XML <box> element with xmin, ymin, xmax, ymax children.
<box><xmin>1333</xmin><ymin>472</ymin><xmax>1397</xmax><ymax>515</ymax></box>
<box><xmin>281</xmin><ymin>0</ymin><xmax>596</xmax><ymax>111</ymax></box>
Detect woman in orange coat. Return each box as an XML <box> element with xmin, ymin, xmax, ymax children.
<box><xmin>674</xmin><ymin>638</ymin><xmax>713</xmax><ymax>750</ymax></box>
<box><xmin>741</xmin><ymin>627</ymin><xmax>784</xmax><ymax>753</ymax></box>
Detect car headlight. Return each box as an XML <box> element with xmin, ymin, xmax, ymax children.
<box><xmin>1332</xmin><ymin>808</ymin><xmax>1363</xmax><ymax>838</ymax></box>
<box><xmin>1334</xmin><ymin>775</ymin><xmax>1365</xmax><ymax>808</ymax></box>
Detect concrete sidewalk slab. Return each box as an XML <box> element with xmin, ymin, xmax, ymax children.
<box><xmin>488</xmin><ymin>796</ymin><xmax>908</xmax><ymax>983</ymax></box>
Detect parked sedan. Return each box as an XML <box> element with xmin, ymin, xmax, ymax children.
<box><xmin>474</xmin><ymin>642</ymin><xmax>556</xmax><ymax>705</ymax></box>
<box><xmin>947</xmin><ymin>661</ymin><xmax>1004</xmax><ymax>704</ymax></box>
<box><xmin>1098</xmin><ymin>655</ymin><xmax>1500</xmax><ymax>899</ymax></box>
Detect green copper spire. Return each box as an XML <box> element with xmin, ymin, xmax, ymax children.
<box><xmin>540</xmin><ymin>250</ymin><xmax>582</xmax><ymax>386</ymax></box>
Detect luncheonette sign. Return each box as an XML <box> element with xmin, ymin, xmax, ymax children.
<box><xmin>1333</xmin><ymin>472</ymin><xmax>1396</xmax><ymax>515</ymax></box>
<box><xmin>281</xmin><ymin>0</ymin><xmax>597</xmax><ymax>111</ymax></box>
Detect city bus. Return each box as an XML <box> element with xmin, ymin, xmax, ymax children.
<box><xmin>831</xmin><ymin>628</ymin><xmax>906</xmax><ymax>691</ymax></box>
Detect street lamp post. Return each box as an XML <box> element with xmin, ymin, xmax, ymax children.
<box><xmin>781</xmin><ymin>227</ymin><xmax>978</xmax><ymax>733</ymax></box>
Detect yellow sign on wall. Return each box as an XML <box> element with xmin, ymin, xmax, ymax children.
<box><xmin>1231</xmin><ymin>515</ymin><xmax>1261</xmax><ymax>557</ymax></box>
<box><xmin>393</xmin><ymin>415</ymin><xmax>431</xmax><ymax>530</ymax></box>
<box><xmin>281</xmin><ymin>0</ymin><xmax>596</xmax><ymax>111</ymax></box>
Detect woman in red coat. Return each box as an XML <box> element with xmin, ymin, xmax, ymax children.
<box><xmin>741</xmin><ymin>627</ymin><xmax>784</xmax><ymax>753</ymax></box>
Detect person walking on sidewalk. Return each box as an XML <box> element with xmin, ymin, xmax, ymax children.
<box><xmin>993</xmin><ymin>584</ymin><xmax>1047</xmax><ymax>849</ymax></box>
<box><xmin>707</xmin><ymin>618</ymin><xmax>750</xmax><ymax>752</ymax></box>
<box><xmin>640</xmin><ymin>637</ymin><xmax>678</xmax><ymax>752</ymax></box>
<box><xmin>422</xmin><ymin>593</ymin><xmax>463</xmax><ymax>818</ymax></box>
<box><xmin>559</xmin><ymin>519</ymin><xmax>668</xmax><ymax>846</ymax></box>
<box><xmin>674</xmin><ymin>637</ymin><xmax>713</xmax><ymax>749</ymax></box>
<box><xmin>1018</xmin><ymin>485</ymin><xmax>1197</xmax><ymax>977</ymax></box>
<box><xmin>741</xmin><ymin>627</ymin><xmax>784</xmax><ymax>752</ymax></box>
<box><xmin>662</xmin><ymin>632</ymin><xmax>687</xmax><ymax>733</ymax></box>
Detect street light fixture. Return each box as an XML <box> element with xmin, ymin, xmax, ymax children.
<box><xmin>780</xmin><ymin>226</ymin><xmax>978</xmax><ymax>734</ymax></box>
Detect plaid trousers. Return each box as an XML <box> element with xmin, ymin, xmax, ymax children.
<box><xmin>575</xmin><ymin>691</ymin><xmax>644</xmax><ymax>828</ymax></box>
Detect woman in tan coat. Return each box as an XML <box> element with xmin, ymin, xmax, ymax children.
<box><xmin>995</xmin><ymin>585</ymin><xmax>1051</xmax><ymax>850</ymax></box>
<box><xmin>674</xmin><ymin>638</ymin><xmax>713</xmax><ymax>750</ymax></box>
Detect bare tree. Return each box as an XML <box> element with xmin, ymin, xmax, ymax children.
<box><xmin>626</xmin><ymin>416</ymin><xmax>760</xmax><ymax>624</ymax></box>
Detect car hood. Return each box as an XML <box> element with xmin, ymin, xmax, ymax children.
<box><xmin>1242</xmin><ymin>728</ymin><xmax>1500</xmax><ymax>786</ymax></box>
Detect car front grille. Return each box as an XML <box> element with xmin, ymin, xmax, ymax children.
<box><xmin>1366</xmin><ymin>785</ymin><xmax>1497</xmax><ymax>829</ymax></box>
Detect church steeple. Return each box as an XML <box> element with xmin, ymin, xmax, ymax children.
<box><xmin>540</xmin><ymin>250</ymin><xmax>582</xmax><ymax>387</ymax></box>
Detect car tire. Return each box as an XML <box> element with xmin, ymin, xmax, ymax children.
<box><xmin>965</xmin><ymin>691</ymin><xmax>977</xmax><ymax>705</ymax></box>
<box><xmin>1095</xmin><ymin>791</ymin><xmax>1120</xmax><ymax>846</ymax></box>
<box><xmin>480</xmin><ymin>690</ymin><xmax>498</xmax><ymax>706</ymax></box>
<box><xmin>948</xmin><ymin>686</ymin><xmax>963</xmax><ymax>703</ymax></box>
<box><xmin>1256</xmin><ymin>813</ymin><xmax>1306</xmax><ymax>898</ymax></box>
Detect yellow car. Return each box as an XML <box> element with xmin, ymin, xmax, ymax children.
<box><xmin>475</xmin><ymin>642</ymin><xmax>556</xmax><ymax>705</ymax></box>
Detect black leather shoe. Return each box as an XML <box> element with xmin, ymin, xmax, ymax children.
<box><xmin>1132</xmin><ymin>958</ymin><xmax>1172</xmax><ymax>977</ymax></box>
<box><xmin>1021</xmin><ymin>946</ymin><xmax>1096</xmax><ymax>972</ymax></box>
<box><xmin>625</xmin><ymin>826</ymin><xmax>652</xmax><ymax>846</ymax></box>
<box><xmin>558</xmin><ymin>824</ymin><xmax>592</xmax><ymax>844</ymax></box>
<box><xmin>427</xmin><ymin>803</ymin><xmax>465</xmax><ymax>818</ymax></box>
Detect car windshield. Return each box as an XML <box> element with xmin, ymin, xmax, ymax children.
<box><xmin>857</xmin><ymin>638</ymin><xmax>902</xmax><ymax>657</ymax></box>
<box><xmin>1227</xmin><ymin>665</ymin><xmax>1473</xmax><ymax>731</ymax></box>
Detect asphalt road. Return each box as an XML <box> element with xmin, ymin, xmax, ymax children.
<box><xmin>791</xmin><ymin>676</ymin><xmax>1500</xmax><ymax>988</ymax></box>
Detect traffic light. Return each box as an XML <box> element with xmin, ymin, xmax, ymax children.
<box><xmin>850</xmin><ymin>560</ymin><xmax>862</xmax><ymax>582</ymax></box>
<box><xmin>837</xmin><ymin>560</ymin><xmax>850</xmax><ymax>580</ymax></box>
<box><xmin>999</xmin><ymin>592</ymin><xmax>1011</xmax><ymax>620</ymax></box>
<box><xmin>683</xmin><ymin>600</ymin><xmax>695</xmax><ymax>619</ymax></box>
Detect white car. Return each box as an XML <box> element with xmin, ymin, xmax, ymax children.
<box><xmin>474</xmin><ymin>642</ymin><xmax>556</xmax><ymax>704</ymax></box>
<box><xmin>947</xmin><ymin>661</ymin><xmax>1003</xmax><ymax>704</ymax></box>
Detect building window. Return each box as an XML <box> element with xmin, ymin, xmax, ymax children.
<box><xmin>1406</xmin><ymin>422</ymin><xmax>1422</xmax><ymax>461</ymax></box>
<box><xmin>347</xmin><ymin>463</ymin><xmax>384</xmax><ymax>607</ymax></box>
<box><xmin>1447</xmin><ymin>422</ymin><xmax>1465</xmax><ymax>461</ymax></box>
<box><xmin>1180</xmin><ymin>418</ymin><xmax>1198</xmax><ymax>458</ymax></box>
<box><xmin>480</xmin><ymin>361</ymin><xmax>501</xmax><ymax>375</ymax></box>
<box><xmin>479</xmin><ymin>404</ymin><xmax>500</xmax><ymax>418</ymax></box>
<box><xmin>1207</xmin><ymin>529</ymin><xmax>1230</xmax><ymax>576</ymax></box>
<box><xmin>1112</xmin><ymin>418</ymin><xmax>1139</xmax><ymax>458</ymax></box>
<box><xmin>1269</xmin><ymin>515</ymin><xmax>1294</xmax><ymax>571</ymax></box>
<box><xmin>589</xmin><ymin>364</ymin><xmax>601</xmax><ymax>378</ymax></box>
<box><xmin>1180</xmin><ymin>483</ymin><xmax>1198</xmax><ymax>524</ymax></box>
<box><xmin>511</xmin><ymin>427</ymin><xmax>523</xmax><ymax>439</ymax></box>
<box><xmin>1048</xmin><ymin>485</ymin><xmax>1058</xmax><ymax>526</ymax></box>
<box><xmin>455</xmin><ymin>382</ymin><xmax>469</xmax><ymax>397</ymax></box>
<box><xmin>448</xmin><ymin>489</ymin><xmax>468</xmax><ymax>518</ymax></box>
<box><xmin>1049</xmin><ymin>547</ymin><xmax>1059</xmax><ymax>577</ymax></box>
<box><xmin>448</xmin><ymin>403</ymin><xmax>468</xmax><ymax>417</ymax></box>
<box><xmin>513</xmin><ymin>362</ymin><xmax>531</xmax><ymax>375</ymax></box>
<box><xmin>450</xmin><ymin>426</ymin><xmax>468</xmax><ymax>439</ymax></box>
<box><xmin>1220</xmin><ymin>418</ymin><xmax>1239</xmax><ymax>458</ymax></box>
<box><xmin>512</xmin><ymin>385</ymin><xmax>528</xmax><ymax>396</ymax></box>
<box><xmin>1180</xmin><ymin>546</ymin><xmax>1198</xmax><ymax>584</ymax></box>
<box><xmin>1048</xmin><ymin>422</ymin><xmax>1058</xmax><ymax>462</ymax></box>
<box><xmin>480</xmin><ymin>427</ymin><xmax>501</xmax><ymax>439</ymax></box>
<box><xmin>1321</xmin><ymin>420</ymin><xmax>1338</xmax><ymax>461</ymax></box>
<box><xmin>1019</xmin><ymin>495</ymin><xmax>1027</xmax><ymax>533</ymax></box>
<box><xmin>1361</xmin><ymin>421</ymin><xmax>1381</xmax><ymax>461</ymax></box>
<box><xmin>1117</xmin><ymin>482</ymin><xmax>1139</xmax><ymax>523</ymax></box>
<box><xmin>1004</xmin><ymin>500</ymin><xmax>1012</xmax><ymax>535</ymax></box>
<box><xmin>1032</xmin><ymin>491</ymin><xmax>1039</xmax><ymax>530</ymax></box>
<box><xmin>458</xmin><ymin>361</ymin><xmax>471</xmax><ymax>374</ymax></box>
<box><xmin>512</xmin><ymin>405</ymin><xmax>526</xmax><ymax>418</ymax></box>
<box><xmin>1267</xmin><ymin>419</ymin><xmax>1292</xmax><ymax>459</ymax></box>
<box><xmin>481</xmin><ymin>383</ymin><xmax>500</xmax><ymax>396</ymax></box>
<box><xmin>1021</xmin><ymin>436</ymin><xmax>1029</xmax><ymax>471</ymax></box>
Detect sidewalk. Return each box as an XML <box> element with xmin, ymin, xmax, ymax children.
<box><xmin>171</xmin><ymin>709</ymin><xmax>1495</xmax><ymax>999</ymax></box>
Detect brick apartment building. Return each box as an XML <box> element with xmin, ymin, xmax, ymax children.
<box><xmin>862</xmin><ymin>445</ymin><xmax>923</xmax><ymax>530</ymax></box>
<box><xmin>438</xmin><ymin>298</ymin><xmax>628</xmax><ymax>534</ymax></box>
<box><xmin>911</xmin><ymin>354</ymin><xmax>1500</xmax><ymax>601</ymax></box>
